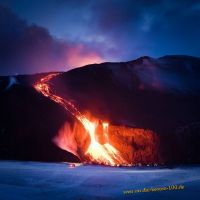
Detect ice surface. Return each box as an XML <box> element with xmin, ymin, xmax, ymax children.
<box><xmin>0</xmin><ymin>161</ymin><xmax>199</xmax><ymax>200</ymax></box>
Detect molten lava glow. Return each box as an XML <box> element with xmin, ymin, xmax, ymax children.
<box><xmin>34</xmin><ymin>73</ymin><xmax>126</xmax><ymax>166</ymax></box>
<box><xmin>67</xmin><ymin>45</ymin><xmax>103</xmax><ymax>68</ymax></box>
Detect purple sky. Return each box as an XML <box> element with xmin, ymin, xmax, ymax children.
<box><xmin>0</xmin><ymin>0</ymin><xmax>200</xmax><ymax>75</ymax></box>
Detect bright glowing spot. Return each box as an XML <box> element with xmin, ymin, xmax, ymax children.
<box><xmin>67</xmin><ymin>44</ymin><xmax>103</xmax><ymax>68</ymax></box>
<box><xmin>34</xmin><ymin>73</ymin><xmax>127</xmax><ymax>166</ymax></box>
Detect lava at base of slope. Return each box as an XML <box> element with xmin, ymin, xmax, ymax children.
<box><xmin>54</xmin><ymin>120</ymin><xmax>162</xmax><ymax>166</ymax></box>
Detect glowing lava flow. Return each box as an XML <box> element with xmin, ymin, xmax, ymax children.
<box><xmin>34</xmin><ymin>73</ymin><xmax>126</xmax><ymax>166</ymax></box>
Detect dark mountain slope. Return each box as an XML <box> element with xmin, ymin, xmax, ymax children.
<box><xmin>0</xmin><ymin>83</ymin><xmax>79</xmax><ymax>162</ymax></box>
<box><xmin>0</xmin><ymin>55</ymin><xmax>200</xmax><ymax>164</ymax></box>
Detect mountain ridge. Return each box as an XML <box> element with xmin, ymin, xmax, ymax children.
<box><xmin>0</xmin><ymin>55</ymin><xmax>200</xmax><ymax>164</ymax></box>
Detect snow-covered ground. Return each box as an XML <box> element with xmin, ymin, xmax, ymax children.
<box><xmin>0</xmin><ymin>161</ymin><xmax>199</xmax><ymax>200</ymax></box>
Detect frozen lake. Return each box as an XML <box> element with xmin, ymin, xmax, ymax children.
<box><xmin>0</xmin><ymin>161</ymin><xmax>199</xmax><ymax>200</ymax></box>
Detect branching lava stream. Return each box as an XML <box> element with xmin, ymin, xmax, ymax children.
<box><xmin>34</xmin><ymin>73</ymin><xmax>127</xmax><ymax>166</ymax></box>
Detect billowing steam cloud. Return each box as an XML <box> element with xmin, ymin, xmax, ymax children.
<box><xmin>5</xmin><ymin>76</ymin><xmax>18</xmax><ymax>90</ymax></box>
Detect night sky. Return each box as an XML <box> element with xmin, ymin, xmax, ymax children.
<box><xmin>0</xmin><ymin>0</ymin><xmax>200</xmax><ymax>75</ymax></box>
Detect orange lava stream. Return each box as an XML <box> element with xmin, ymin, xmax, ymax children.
<box><xmin>34</xmin><ymin>73</ymin><xmax>126</xmax><ymax>166</ymax></box>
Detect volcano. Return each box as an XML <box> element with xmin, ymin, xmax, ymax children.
<box><xmin>33</xmin><ymin>73</ymin><xmax>160</xmax><ymax>166</ymax></box>
<box><xmin>0</xmin><ymin>55</ymin><xmax>200</xmax><ymax>165</ymax></box>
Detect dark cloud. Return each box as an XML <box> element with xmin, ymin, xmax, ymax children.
<box><xmin>0</xmin><ymin>6</ymin><xmax>104</xmax><ymax>75</ymax></box>
<box><xmin>89</xmin><ymin>0</ymin><xmax>200</xmax><ymax>59</ymax></box>
<box><xmin>0</xmin><ymin>0</ymin><xmax>200</xmax><ymax>75</ymax></box>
